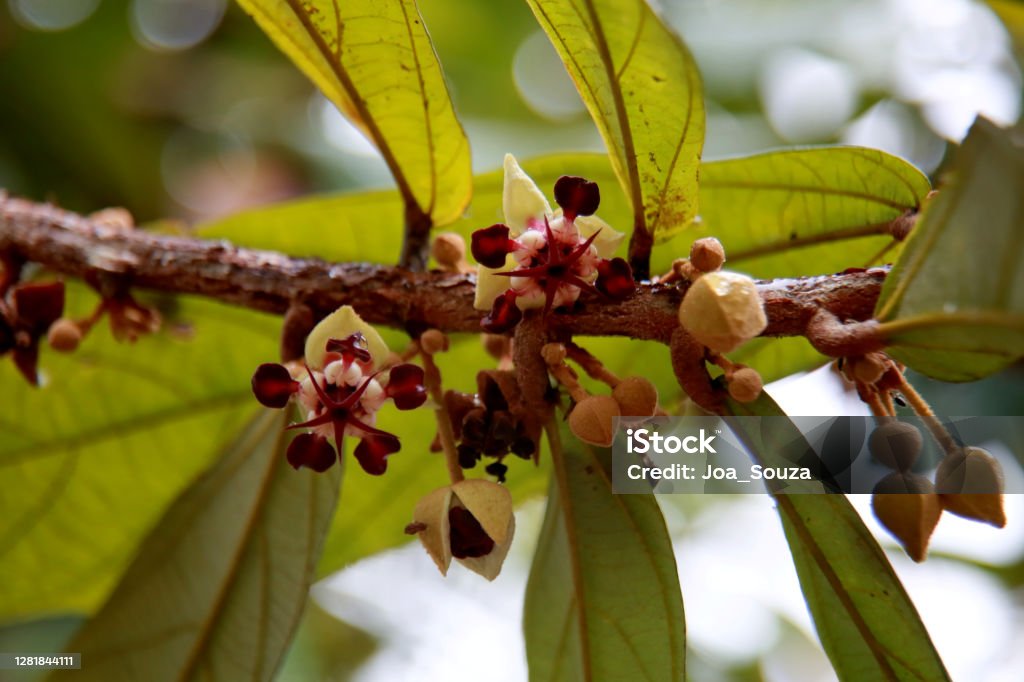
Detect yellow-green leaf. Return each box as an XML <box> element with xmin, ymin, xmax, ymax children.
<box><xmin>524</xmin><ymin>0</ymin><xmax>705</xmax><ymax>244</ymax></box>
<box><xmin>875</xmin><ymin>118</ymin><xmax>1024</xmax><ymax>381</ymax></box>
<box><xmin>50</xmin><ymin>410</ymin><xmax>340</xmax><ymax>682</ymax></box>
<box><xmin>687</xmin><ymin>147</ymin><xmax>932</xmax><ymax>279</ymax></box>
<box><xmin>235</xmin><ymin>0</ymin><xmax>471</xmax><ymax>226</ymax></box>
<box><xmin>523</xmin><ymin>425</ymin><xmax>685</xmax><ymax>681</ymax></box>
<box><xmin>727</xmin><ymin>392</ymin><xmax>951</xmax><ymax>682</ymax></box>
<box><xmin>0</xmin><ymin>286</ymin><xmax>277</xmax><ymax>620</ymax></box>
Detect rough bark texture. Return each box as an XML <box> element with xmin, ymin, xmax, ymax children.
<box><xmin>1</xmin><ymin>196</ymin><xmax>886</xmax><ymax>344</ymax></box>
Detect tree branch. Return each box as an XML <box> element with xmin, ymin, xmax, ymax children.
<box><xmin>0</xmin><ymin>195</ymin><xmax>886</xmax><ymax>345</ymax></box>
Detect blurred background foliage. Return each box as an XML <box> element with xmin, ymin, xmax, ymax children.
<box><xmin>3</xmin><ymin>0</ymin><xmax>1024</xmax><ymax>680</ymax></box>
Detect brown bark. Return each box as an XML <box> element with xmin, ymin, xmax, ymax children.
<box><xmin>0</xmin><ymin>196</ymin><xmax>886</xmax><ymax>345</ymax></box>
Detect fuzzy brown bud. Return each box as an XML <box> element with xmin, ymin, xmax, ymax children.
<box><xmin>431</xmin><ymin>232</ymin><xmax>467</xmax><ymax>271</ymax></box>
<box><xmin>678</xmin><ymin>271</ymin><xmax>767</xmax><ymax>353</ymax></box>
<box><xmin>690</xmin><ymin>237</ymin><xmax>725</xmax><ymax>273</ymax></box>
<box><xmin>541</xmin><ymin>342</ymin><xmax>567</xmax><ymax>366</ymax></box>
<box><xmin>482</xmin><ymin>333</ymin><xmax>511</xmax><ymax>360</ymax></box>
<box><xmin>871</xmin><ymin>472</ymin><xmax>942</xmax><ymax>562</ymax></box>
<box><xmin>568</xmin><ymin>395</ymin><xmax>620</xmax><ymax>447</ymax></box>
<box><xmin>848</xmin><ymin>352</ymin><xmax>888</xmax><ymax>384</ymax></box>
<box><xmin>612</xmin><ymin>376</ymin><xmax>659</xmax><ymax>418</ymax></box>
<box><xmin>935</xmin><ymin>447</ymin><xmax>1006</xmax><ymax>527</ymax></box>
<box><xmin>420</xmin><ymin>329</ymin><xmax>449</xmax><ymax>355</ymax></box>
<box><xmin>47</xmin><ymin>318</ymin><xmax>82</xmax><ymax>352</ymax></box>
<box><xmin>868</xmin><ymin>421</ymin><xmax>923</xmax><ymax>472</ymax></box>
<box><xmin>727</xmin><ymin>367</ymin><xmax>763</xmax><ymax>403</ymax></box>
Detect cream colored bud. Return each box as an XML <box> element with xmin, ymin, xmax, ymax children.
<box><xmin>678</xmin><ymin>272</ymin><xmax>767</xmax><ymax>353</ymax></box>
<box><xmin>690</xmin><ymin>237</ymin><xmax>725</xmax><ymax>272</ymax></box>
<box><xmin>431</xmin><ymin>232</ymin><xmax>467</xmax><ymax>270</ymax></box>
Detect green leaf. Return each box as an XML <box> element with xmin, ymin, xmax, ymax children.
<box><xmin>50</xmin><ymin>409</ymin><xmax>341</xmax><ymax>682</ymax></box>
<box><xmin>235</xmin><ymin>0</ymin><xmax>471</xmax><ymax>227</ymax></box>
<box><xmin>524</xmin><ymin>0</ymin><xmax>705</xmax><ymax>242</ymax></box>
<box><xmin>524</xmin><ymin>424</ymin><xmax>685</xmax><ymax>681</ymax></box>
<box><xmin>0</xmin><ymin>286</ymin><xmax>277</xmax><ymax>620</ymax></box>
<box><xmin>875</xmin><ymin>118</ymin><xmax>1024</xmax><ymax>381</ymax></box>
<box><xmin>689</xmin><ymin>147</ymin><xmax>932</xmax><ymax>279</ymax></box>
<box><xmin>726</xmin><ymin>392</ymin><xmax>950</xmax><ymax>682</ymax></box>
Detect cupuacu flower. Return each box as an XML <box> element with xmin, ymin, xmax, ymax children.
<box><xmin>471</xmin><ymin>155</ymin><xmax>635</xmax><ymax>332</ymax></box>
<box><xmin>408</xmin><ymin>479</ymin><xmax>515</xmax><ymax>581</ymax></box>
<box><xmin>250</xmin><ymin>305</ymin><xmax>427</xmax><ymax>475</ymax></box>
<box><xmin>0</xmin><ymin>280</ymin><xmax>65</xmax><ymax>385</ymax></box>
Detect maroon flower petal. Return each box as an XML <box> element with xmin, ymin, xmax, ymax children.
<box><xmin>286</xmin><ymin>433</ymin><xmax>337</xmax><ymax>472</ymax></box>
<box><xmin>471</xmin><ymin>224</ymin><xmax>514</xmax><ymax>268</ymax></box>
<box><xmin>251</xmin><ymin>363</ymin><xmax>300</xmax><ymax>408</ymax></box>
<box><xmin>12</xmin><ymin>345</ymin><xmax>40</xmax><ymax>386</ymax></box>
<box><xmin>449</xmin><ymin>507</ymin><xmax>495</xmax><ymax>558</ymax></box>
<box><xmin>386</xmin><ymin>363</ymin><xmax>427</xmax><ymax>410</ymax></box>
<box><xmin>554</xmin><ymin>176</ymin><xmax>600</xmax><ymax>220</ymax></box>
<box><xmin>596</xmin><ymin>257</ymin><xmax>636</xmax><ymax>299</ymax></box>
<box><xmin>326</xmin><ymin>332</ymin><xmax>372</xmax><ymax>364</ymax></box>
<box><xmin>12</xmin><ymin>281</ymin><xmax>65</xmax><ymax>334</ymax></box>
<box><xmin>481</xmin><ymin>291</ymin><xmax>522</xmax><ymax>333</ymax></box>
<box><xmin>353</xmin><ymin>432</ymin><xmax>401</xmax><ymax>475</ymax></box>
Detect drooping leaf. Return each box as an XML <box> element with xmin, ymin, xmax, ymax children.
<box><xmin>51</xmin><ymin>409</ymin><xmax>341</xmax><ymax>682</ymax></box>
<box><xmin>689</xmin><ymin>147</ymin><xmax>932</xmax><ymax>279</ymax></box>
<box><xmin>0</xmin><ymin>285</ymin><xmax>277</xmax><ymax>620</ymax></box>
<box><xmin>875</xmin><ymin>118</ymin><xmax>1024</xmax><ymax>381</ymax></box>
<box><xmin>523</xmin><ymin>425</ymin><xmax>685</xmax><ymax>681</ymax></box>
<box><xmin>235</xmin><ymin>0</ymin><xmax>471</xmax><ymax>227</ymax></box>
<box><xmin>726</xmin><ymin>392</ymin><xmax>951</xmax><ymax>682</ymax></box>
<box><xmin>524</xmin><ymin>0</ymin><xmax>705</xmax><ymax>244</ymax></box>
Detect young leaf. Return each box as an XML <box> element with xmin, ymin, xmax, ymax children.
<box><xmin>0</xmin><ymin>287</ymin><xmax>276</xmax><ymax>620</ymax></box>
<box><xmin>524</xmin><ymin>425</ymin><xmax>685</xmax><ymax>681</ymax></box>
<box><xmin>727</xmin><ymin>392</ymin><xmax>951</xmax><ymax>682</ymax></box>
<box><xmin>235</xmin><ymin>0</ymin><xmax>471</xmax><ymax>228</ymax></box>
<box><xmin>50</xmin><ymin>410</ymin><xmax>341</xmax><ymax>682</ymax></box>
<box><xmin>875</xmin><ymin>118</ymin><xmax>1024</xmax><ymax>381</ymax></box>
<box><xmin>693</xmin><ymin>147</ymin><xmax>931</xmax><ymax>278</ymax></box>
<box><xmin>523</xmin><ymin>0</ymin><xmax>705</xmax><ymax>254</ymax></box>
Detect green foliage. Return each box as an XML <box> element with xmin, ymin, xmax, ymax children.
<box><xmin>695</xmin><ymin>147</ymin><xmax>931</xmax><ymax>278</ymax></box>
<box><xmin>524</xmin><ymin>0</ymin><xmax>705</xmax><ymax>242</ymax></box>
<box><xmin>727</xmin><ymin>393</ymin><xmax>951</xmax><ymax>682</ymax></box>
<box><xmin>0</xmin><ymin>287</ymin><xmax>276</xmax><ymax>619</ymax></box>
<box><xmin>51</xmin><ymin>410</ymin><xmax>340</xmax><ymax>682</ymax></box>
<box><xmin>235</xmin><ymin>0</ymin><xmax>472</xmax><ymax>227</ymax></box>
<box><xmin>524</xmin><ymin>426</ymin><xmax>685</xmax><ymax>682</ymax></box>
<box><xmin>875</xmin><ymin>118</ymin><xmax>1024</xmax><ymax>381</ymax></box>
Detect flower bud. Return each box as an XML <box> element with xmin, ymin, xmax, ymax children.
<box><xmin>678</xmin><ymin>271</ymin><xmax>767</xmax><ymax>353</ymax></box>
<box><xmin>47</xmin><ymin>318</ymin><xmax>82</xmax><ymax>352</ymax></box>
<box><xmin>847</xmin><ymin>352</ymin><xmax>887</xmax><ymax>384</ymax></box>
<box><xmin>419</xmin><ymin>329</ymin><xmax>449</xmax><ymax>355</ymax></box>
<box><xmin>431</xmin><ymin>232</ymin><xmax>467</xmax><ymax>271</ymax></box>
<box><xmin>409</xmin><ymin>479</ymin><xmax>515</xmax><ymax>580</ymax></box>
<box><xmin>871</xmin><ymin>472</ymin><xmax>942</xmax><ymax>562</ymax></box>
<box><xmin>690</xmin><ymin>237</ymin><xmax>725</xmax><ymax>273</ymax></box>
<box><xmin>868</xmin><ymin>421</ymin><xmax>923</xmax><ymax>472</ymax></box>
<box><xmin>935</xmin><ymin>447</ymin><xmax>1006</xmax><ymax>527</ymax></box>
<box><xmin>612</xmin><ymin>376</ymin><xmax>659</xmax><ymax>418</ymax></box>
<box><xmin>727</xmin><ymin>367</ymin><xmax>763</xmax><ymax>403</ymax></box>
<box><xmin>568</xmin><ymin>395</ymin><xmax>620</xmax><ymax>447</ymax></box>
